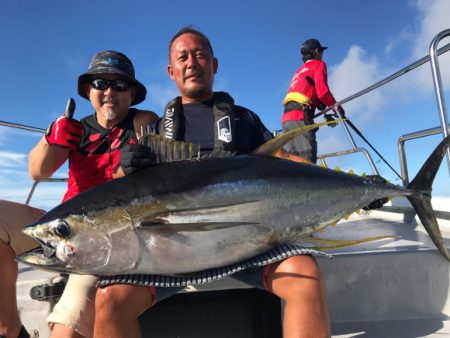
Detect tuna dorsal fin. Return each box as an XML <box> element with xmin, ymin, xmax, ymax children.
<box><xmin>140</xmin><ymin>133</ymin><xmax>201</xmax><ymax>163</ymax></box>
<box><xmin>251</xmin><ymin>119</ymin><xmax>344</xmax><ymax>157</ymax></box>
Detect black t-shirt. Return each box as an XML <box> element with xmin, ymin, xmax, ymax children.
<box><xmin>151</xmin><ymin>100</ymin><xmax>273</xmax><ymax>154</ymax></box>
<box><xmin>232</xmin><ymin>105</ymin><xmax>274</xmax><ymax>154</ymax></box>
<box><xmin>165</xmin><ymin>100</ymin><xmax>273</xmax><ymax>155</ymax></box>
<box><xmin>183</xmin><ymin>101</ymin><xmax>215</xmax><ymax>152</ymax></box>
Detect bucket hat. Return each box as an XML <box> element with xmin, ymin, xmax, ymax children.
<box><xmin>78</xmin><ymin>50</ymin><xmax>147</xmax><ymax>106</ymax></box>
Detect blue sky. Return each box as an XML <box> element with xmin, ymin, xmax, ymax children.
<box><xmin>0</xmin><ymin>0</ymin><xmax>449</xmax><ymax>210</ymax></box>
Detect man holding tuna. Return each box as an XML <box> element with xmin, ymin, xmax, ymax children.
<box><xmin>93</xmin><ymin>27</ymin><xmax>330</xmax><ymax>338</ymax></box>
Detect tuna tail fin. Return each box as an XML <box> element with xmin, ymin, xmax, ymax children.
<box><xmin>252</xmin><ymin>119</ymin><xmax>344</xmax><ymax>156</ymax></box>
<box><xmin>406</xmin><ymin>134</ymin><xmax>450</xmax><ymax>260</ymax></box>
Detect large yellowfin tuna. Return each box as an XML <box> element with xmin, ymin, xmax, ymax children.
<box><xmin>18</xmin><ymin>127</ymin><xmax>450</xmax><ymax>275</ymax></box>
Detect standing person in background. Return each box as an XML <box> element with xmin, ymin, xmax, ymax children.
<box><xmin>282</xmin><ymin>38</ymin><xmax>345</xmax><ymax>163</ymax></box>
<box><xmin>0</xmin><ymin>50</ymin><xmax>157</xmax><ymax>338</ymax></box>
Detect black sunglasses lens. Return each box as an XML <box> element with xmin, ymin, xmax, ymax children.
<box><xmin>111</xmin><ymin>80</ymin><xmax>129</xmax><ymax>91</ymax></box>
<box><xmin>91</xmin><ymin>79</ymin><xmax>130</xmax><ymax>91</ymax></box>
<box><xmin>91</xmin><ymin>79</ymin><xmax>109</xmax><ymax>90</ymax></box>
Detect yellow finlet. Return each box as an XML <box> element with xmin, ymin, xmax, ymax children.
<box><xmin>305</xmin><ymin>235</ymin><xmax>398</xmax><ymax>251</ymax></box>
<box><xmin>252</xmin><ymin>119</ymin><xmax>346</xmax><ymax>157</ymax></box>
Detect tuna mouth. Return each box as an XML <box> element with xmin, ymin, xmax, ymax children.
<box><xmin>16</xmin><ymin>247</ymin><xmax>68</xmax><ymax>273</ymax></box>
<box><xmin>34</xmin><ymin>237</ymin><xmax>57</xmax><ymax>258</ymax></box>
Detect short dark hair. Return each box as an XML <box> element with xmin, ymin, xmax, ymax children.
<box><xmin>168</xmin><ymin>26</ymin><xmax>214</xmax><ymax>60</ymax></box>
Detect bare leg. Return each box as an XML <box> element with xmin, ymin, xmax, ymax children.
<box><xmin>49</xmin><ymin>324</ymin><xmax>84</xmax><ymax>338</ymax></box>
<box><xmin>0</xmin><ymin>240</ymin><xmax>22</xmax><ymax>338</ymax></box>
<box><xmin>266</xmin><ymin>255</ymin><xmax>330</xmax><ymax>338</ymax></box>
<box><xmin>93</xmin><ymin>284</ymin><xmax>153</xmax><ymax>338</ymax></box>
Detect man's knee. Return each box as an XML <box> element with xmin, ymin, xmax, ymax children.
<box><xmin>95</xmin><ymin>284</ymin><xmax>153</xmax><ymax>320</ymax></box>
<box><xmin>95</xmin><ymin>286</ymin><xmax>121</xmax><ymax>317</ymax></box>
<box><xmin>275</xmin><ymin>255</ymin><xmax>322</xmax><ymax>278</ymax></box>
<box><xmin>267</xmin><ymin>255</ymin><xmax>325</xmax><ymax>301</ymax></box>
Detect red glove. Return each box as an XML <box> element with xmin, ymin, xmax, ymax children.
<box><xmin>45</xmin><ymin>117</ymin><xmax>82</xmax><ymax>150</ymax></box>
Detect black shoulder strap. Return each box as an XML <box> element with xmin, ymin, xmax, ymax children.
<box><xmin>210</xmin><ymin>91</ymin><xmax>236</xmax><ymax>156</ymax></box>
<box><xmin>159</xmin><ymin>97</ymin><xmax>183</xmax><ymax>140</ymax></box>
<box><xmin>158</xmin><ymin>92</ymin><xmax>237</xmax><ymax>156</ymax></box>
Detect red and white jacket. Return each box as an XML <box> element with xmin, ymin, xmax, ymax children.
<box><xmin>282</xmin><ymin>59</ymin><xmax>337</xmax><ymax>123</ymax></box>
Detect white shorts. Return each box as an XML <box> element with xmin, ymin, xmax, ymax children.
<box><xmin>47</xmin><ymin>274</ymin><xmax>98</xmax><ymax>338</ymax></box>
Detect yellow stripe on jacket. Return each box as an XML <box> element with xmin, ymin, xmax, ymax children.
<box><xmin>282</xmin><ymin>92</ymin><xmax>312</xmax><ymax>107</ymax></box>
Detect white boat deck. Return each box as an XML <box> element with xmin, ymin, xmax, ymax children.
<box><xmin>17</xmin><ymin>199</ymin><xmax>450</xmax><ymax>337</ymax></box>
<box><xmin>321</xmin><ymin>208</ymin><xmax>450</xmax><ymax>338</ymax></box>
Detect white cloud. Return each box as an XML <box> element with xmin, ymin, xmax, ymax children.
<box><xmin>0</xmin><ymin>151</ymin><xmax>27</xmax><ymax>168</ymax></box>
<box><xmin>412</xmin><ymin>0</ymin><xmax>450</xmax><ymax>58</ymax></box>
<box><xmin>384</xmin><ymin>27</ymin><xmax>415</xmax><ymax>56</ymax></box>
<box><xmin>410</xmin><ymin>0</ymin><xmax>450</xmax><ymax>92</ymax></box>
<box><xmin>329</xmin><ymin>46</ymin><xmax>385</xmax><ymax>126</ymax></box>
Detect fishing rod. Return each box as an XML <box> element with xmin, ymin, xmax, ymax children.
<box><xmin>328</xmin><ymin>113</ymin><xmax>403</xmax><ymax>181</ymax></box>
<box><xmin>0</xmin><ymin>98</ymin><xmax>75</xmax><ymax>134</ymax></box>
<box><xmin>0</xmin><ymin>120</ymin><xmax>45</xmax><ymax>133</ymax></box>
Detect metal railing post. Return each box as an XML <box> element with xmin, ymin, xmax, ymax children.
<box><xmin>429</xmin><ymin>29</ymin><xmax>450</xmax><ymax>174</ymax></box>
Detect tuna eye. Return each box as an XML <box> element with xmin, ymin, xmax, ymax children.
<box><xmin>53</xmin><ymin>221</ymin><xmax>72</xmax><ymax>238</ymax></box>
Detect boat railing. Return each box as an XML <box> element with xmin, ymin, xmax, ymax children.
<box><xmin>398</xmin><ymin>125</ymin><xmax>450</xmax><ymax>187</ymax></box>
<box><xmin>314</xmin><ymin>29</ymin><xmax>450</xmax><ymax>185</ymax></box>
<box><xmin>0</xmin><ymin>120</ymin><xmax>65</xmax><ymax>205</ymax></box>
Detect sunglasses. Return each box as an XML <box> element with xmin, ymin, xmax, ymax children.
<box><xmin>90</xmin><ymin>78</ymin><xmax>132</xmax><ymax>92</ymax></box>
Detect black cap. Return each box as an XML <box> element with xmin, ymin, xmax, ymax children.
<box><xmin>300</xmin><ymin>39</ymin><xmax>328</xmax><ymax>55</ymax></box>
<box><xmin>78</xmin><ymin>50</ymin><xmax>147</xmax><ymax>106</ymax></box>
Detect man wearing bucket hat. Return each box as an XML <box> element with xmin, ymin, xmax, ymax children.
<box><xmin>0</xmin><ymin>50</ymin><xmax>157</xmax><ymax>338</ymax></box>
<box><xmin>282</xmin><ymin>38</ymin><xmax>345</xmax><ymax>163</ymax></box>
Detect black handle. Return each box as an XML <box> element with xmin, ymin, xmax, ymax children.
<box><xmin>64</xmin><ymin>98</ymin><xmax>76</xmax><ymax>119</ymax></box>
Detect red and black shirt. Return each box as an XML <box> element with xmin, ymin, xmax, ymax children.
<box><xmin>62</xmin><ymin>109</ymin><xmax>138</xmax><ymax>201</ymax></box>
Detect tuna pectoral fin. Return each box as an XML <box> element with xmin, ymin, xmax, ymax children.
<box><xmin>139</xmin><ymin>221</ymin><xmax>258</xmax><ymax>232</ymax></box>
<box><xmin>252</xmin><ymin>119</ymin><xmax>344</xmax><ymax>157</ymax></box>
<box><xmin>302</xmin><ymin>234</ymin><xmax>396</xmax><ymax>251</ymax></box>
<box><xmin>407</xmin><ymin>135</ymin><xmax>450</xmax><ymax>260</ymax></box>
